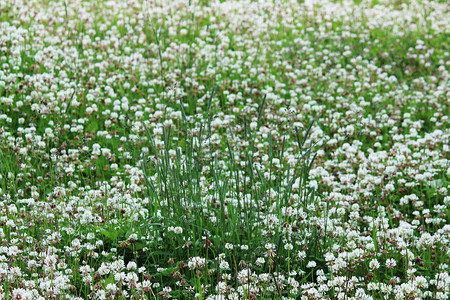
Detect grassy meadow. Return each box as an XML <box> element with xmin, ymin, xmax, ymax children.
<box><xmin>0</xmin><ymin>0</ymin><xmax>449</xmax><ymax>299</ymax></box>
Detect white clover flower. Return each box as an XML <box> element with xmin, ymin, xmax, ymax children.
<box><xmin>265</xmin><ymin>243</ymin><xmax>275</xmax><ymax>250</ymax></box>
<box><xmin>298</xmin><ymin>251</ymin><xmax>306</xmax><ymax>260</ymax></box>
<box><xmin>127</xmin><ymin>261</ymin><xmax>137</xmax><ymax>270</ymax></box>
<box><xmin>106</xmin><ymin>283</ymin><xmax>118</xmax><ymax>292</ymax></box>
<box><xmin>225</xmin><ymin>243</ymin><xmax>233</xmax><ymax>250</ymax></box>
<box><xmin>369</xmin><ymin>259</ymin><xmax>380</xmax><ymax>270</ymax></box>
<box><xmin>284</xmin><ymin>243</ymin><xmax>293</xmax><ymax>251</ymax></box>
<box><xmin>219</xmin><ymin>261</ymin><xmax>229</xmax><ymax>270</ymax></box>
<box><xmin>386</xmin><ymin>258</ymin><xmax>397</xmax><ymax>269</ymax></box>
<box><xmin>255</xmin><ymin>257</ymin><xmax>265</xmax><ymax>266</ymax></box>
<box><xmin>385</xmin><ymin>183</ymin><xmax>395</xmax><ymax>192</ymax></box>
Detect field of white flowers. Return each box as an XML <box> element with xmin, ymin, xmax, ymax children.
<box><xmin>0</xmin><ymin>0</ymin><xmax>449</xmax><ymax>299</ymax></box>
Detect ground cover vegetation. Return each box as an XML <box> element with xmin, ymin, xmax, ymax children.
<box><xmin>0</xmin><ymin>0</ymin><xmax>449</xmax><ymax>299</ymax></box>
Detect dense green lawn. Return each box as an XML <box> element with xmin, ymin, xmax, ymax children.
<box><xmin>0</xmin><ymin>0</ymin><xmax>448</xmax><ymax>299</ymax></box>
